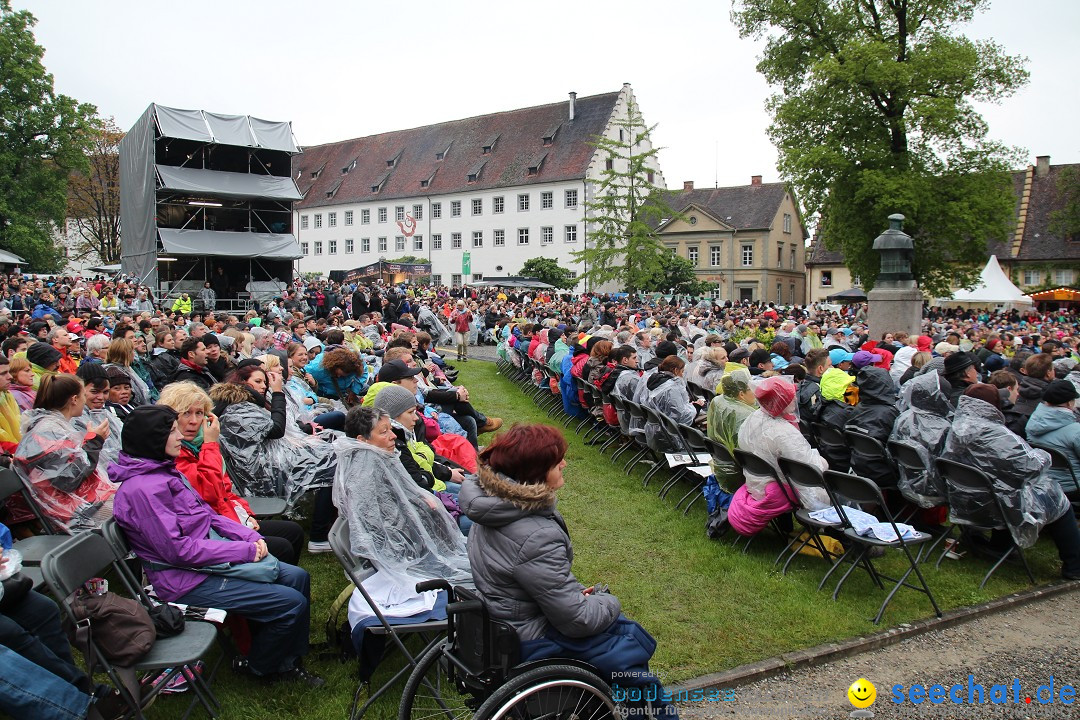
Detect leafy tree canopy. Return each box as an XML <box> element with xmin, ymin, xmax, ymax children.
<box><xmin>384</xmin><ymin>255</ymin><xmax>428</xmax><ymax>264</ymax></box>
<box><xmin>67</xmin><ymin>116</ymin><xmax>123</xmax><ymax>265</ymax></box>
<box><xmin>639</xmin><ymin>252</ymin><xmax>715</xmax><ymax>297</ymax></box>
<box><xmin>0</xmin><ymin>1</ymin><xmax>97</xmax><ymax>271</ymax></box>
<box><xmin>571</xmin><ymin>98</ymin><xmax>681</xmax><ymax>293</ymax></box>
<box><xmin>732</xmin><ymin>0</ymin><xmax>1028</xmax><ymax>296</ymax></box>
<box><xmin>518</xmin><ymin>257</ymin><xmax>578</xmax><ymax>290</ymax></box>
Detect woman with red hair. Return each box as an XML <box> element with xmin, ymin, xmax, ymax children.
<box><xmin>459</xmin><ymin>424</ymin><xmax>678</xmax><ymax>718</ymax></box>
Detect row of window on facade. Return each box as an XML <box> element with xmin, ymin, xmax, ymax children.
<box><xmin>668</xmin><ymin>243</ymin><xmax>800</xmax><ymax>269</ymax></box>
<box><xmin>299</xmin><ymin>190</ymin><xmax>580</xmax><ymax>230</ymax></box>
<box><xmin>299</xmin><ymin>225</ymin><xmax>580</xmax><ymax>256</ymax></box>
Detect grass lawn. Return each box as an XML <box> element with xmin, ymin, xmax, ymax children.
<box><xmin>145</xmin><ymin>360</ymin><xmax>1063</xmax><ymax>719</ymax></box>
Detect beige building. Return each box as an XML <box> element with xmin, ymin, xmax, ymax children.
<box><xmin>657</xmin><ymin>178</ymin><xmax>807</xmax><ymax>304</ymax></box>
<box><xmin>804</xmin><ymin>235</ymin><xmax>854</xmax><ymax>304</ymax></box>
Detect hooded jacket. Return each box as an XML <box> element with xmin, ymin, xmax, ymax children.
<box><xmin>944</xmin><ymin>395</ymin><xmax>1070</xmax><ymax>548</ymax></box>
<box><xmin>1005</xmin><ymin>373</ymin><xmax>1049</xmax><ymax>438</ymax></box>
<box><xmin>459</xmin><ymin>467</ymin><xmax>621</xmax><ymax>643</ymax></box>
<box><xmin>797</xmin><ymin>374</ymin><xmax>823</xmax><ymax>425</ymax></box>
<box><xmin>846</xmin><ymin>368</ymin><xmax>900</xmax><ymax>482</ymax></box>
<box><xmin>175</xmin><ymin>429</ymin><xmax>254</xmax><ymax>524</ymax></box>
<box><xmin>889</xmin><ymin>372</ymin><xmax>952</xmax><ymax>507</ymax></box>
<box><xmin>170</xmin><ymin>359</ymin><xmax>216</xmax><ymax>393</ymax></box>
<box><xmin>1024</xmin><ymin>403</ymin><xmax>1080</xmax><ymax>494</ymax></box>
<box><xmin>111</xmin><ymin>452</ymin><xmax>260</xmax><ymax>601</ymax></box>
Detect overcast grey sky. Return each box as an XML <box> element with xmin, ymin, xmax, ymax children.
<box><xmin>19</xmin><ymin>0</ymin><xmax>1079</xmax><ymax>189</ymax></box>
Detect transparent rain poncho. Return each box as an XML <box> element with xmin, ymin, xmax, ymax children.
<box><xmin>216</xmin><ymin>400</ymin><xmax>337</xmax><ymax>510</ymax></box>
<box><xmin>889</xmin><ymin>372</ymin><xmax>952</xmax><ymax>508</ymax></box>
<box><xmin>13</xmin><ymin>409</ymin><xmax>116</xmax><ymax>532</ymax></box>
<box><xmin>332</xmin><ymin>436</ymin><xmax>471</xmax><ymax>586</ymax></box>
<box><xmin>416</xmin><ymin>304</ymin><xmax>453</xmax><ymax>347</ymax></box>
<box><xmin>72</xmin><ymin>408</ymin><xmax>124</xmax><ymax>472</ymax></box>
<box><xmin>943</xmin><ymin>394</ymin><xmax>1071</xmax><ymax>548</ymax></box>
<box><xmin>642</xmin><ymin>373</ymin><xmax>697</xmax><ymax>453</ymax></box>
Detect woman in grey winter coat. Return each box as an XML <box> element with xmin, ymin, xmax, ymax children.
<box><xmin>459</xmin><ymin>423</ymin><xmax>677</xmax><ymax>717</ymax></box>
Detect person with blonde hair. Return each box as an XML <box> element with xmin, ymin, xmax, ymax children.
<box><xmin>105</xmin><ymin>337</ymin><xmax>154</xmax><ymax>405</ymax></box>
<box><xmin>158</xmin><ymin>382</ymin><xmax>305</xmax><ymax>564</ymax></box>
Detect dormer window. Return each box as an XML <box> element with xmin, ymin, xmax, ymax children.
<box><xmin>467</xmin><ymin>160</ymin><xmax>486</xmax><ymax>183</ymax></box>
<box><xmin>436</xmin><ymin>141</ymin><xmax>452</xmax><ymax>161</ymax></box>
<box><xmin>527</xmin><ymin>152</ymin><xmax>548</xmax><ymax>177</ymax></box>
<box><xmin>371</xmin><ymin>170</ymin><xmax>391</xmax><ymax>194</ymax></box>
<box><xmin>420</xmin><ymin>168</ymin><xmax>437</xmax><ymax>189</ymax></box>
<box><xmin>341</xmin><ymin>157</ymin><xmax>357</xmax><ymax>174</ymax></box>
<box><xmin>310</xmin><ymin>163</ymin><xmax>325</xmax><ymax>179</ymax></box>
<box><xmin>386</xmin><ymin>149</ymin><xmax>403</xmax><ymax>168</ymax></box>
<box><xmin>481</xmin><ymin>134</ymin><xmax>499</xmax><ymax>156</ymax></box>
<box><xmin>325</xmin><ymin>179</ymin><xmax>343</xmax><ymax>199</ymax></box>
<box><xmin>542</xmin><ymin>124</ymin><xmax>561</xmax><ymax>147</ymax></box>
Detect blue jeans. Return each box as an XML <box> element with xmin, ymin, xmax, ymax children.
<box><xmin>440</xmin><ymin>481</ymin><xmax>472</xmax><ymax>535</ymax></box>
<box><xmin>0</xmin><ymin>589</ymin><xmax>86</xmax><ymax>688</ymax></box>
<box><xmin>176</xmin><ymin>562</ymin><xmax>311</xmax><ymax>676</ymax></box>
<box><xmin>0</xmin><ymin>646</ymin><xmax>90</xmax><ymax>720</ymax></box>
<box><xmin>314</xmin><ymin>410</ymin><xmax>346</xmax><ymax>431</ymax></box>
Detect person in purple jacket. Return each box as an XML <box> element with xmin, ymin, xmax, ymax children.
<box><xmin>111</xmin><ymin>405</ymin><xmax>323</xmax><ymax>687</ymax></box>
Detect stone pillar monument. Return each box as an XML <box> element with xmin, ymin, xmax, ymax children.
<box><xmin>867</xmin><ymin>213</ymin><xmax>923</xmax><ymax>339</ymax></box>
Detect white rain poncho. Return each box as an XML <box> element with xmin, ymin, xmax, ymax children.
<box><xmin>737</xmin><ymin>378</ymin><xmax>830</xmax><ymax>511</ymax></box>
<box><xmin>332</xmin><ymin>436</ymin><xmax>470</xmax><ymax>586</ymax></box>
<box><xmin>13</xmin><ymin>409</ymin><xmax>116</xmax><ymax>532</ymax></box>
<box><xmin>889</xmin><ymin>372</ymin><xmax>952</xmax><ymax>508</ymax></box>
<box><xmin>642</xmin><ymin>372</ymin><xmax>697</xmax><ymax>453</ymax></box>
<box><xmin>216</xmin><ymin>400</ymin><xmax>337</xmax><ymax>510</ymax></box>
<box><xmin>943</xmin><ymin>394</ymin><xmax>1071</xmax><ymax>548</ymax></box>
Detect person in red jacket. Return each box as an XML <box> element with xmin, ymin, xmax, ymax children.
<box><xmin>157</xmin><ymin>381</ymin><xmax>304</xmax><ymax>564</ymax></box>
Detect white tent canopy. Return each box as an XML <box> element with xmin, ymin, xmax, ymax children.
<box><xmin>936</xmin><ymin>255</ymin><xmax>1033</xmax><ymax>309</ymax></box>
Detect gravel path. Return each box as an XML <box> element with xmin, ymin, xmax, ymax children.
<box><xmin>679</xmin><ymin>588</ymin><xmax>1080</xmax><ymax>719</ymax></box>
<box><xmin>435</xmin><ymin>343</ymin><xmax>498</xmax><ymax>362</ymax></box>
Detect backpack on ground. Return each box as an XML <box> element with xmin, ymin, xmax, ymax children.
<box><xmin>321</xmin><ymin>582</ymin><xmax>357</xmax><ymax>661</ymax></box>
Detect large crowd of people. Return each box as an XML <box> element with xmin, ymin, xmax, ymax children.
<box><xmin>4</xmin><ymin>268</ymin><xmax>1080</xmax><ymax>718</ymax></box>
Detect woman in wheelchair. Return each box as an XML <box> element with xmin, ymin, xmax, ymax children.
<box><xmin>459</xmin><ymin>423</ymin><xmax>678</xmax><ymax>718</ymax></box>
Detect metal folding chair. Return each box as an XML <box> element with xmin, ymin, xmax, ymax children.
<box><xmin>813</xmin><ymin>422</ymin><xmax>850</xmax><ymax>474</ymax></box>
<box><xmin>41</xmin><ymin>532</ymin><xmax>222</xmax><ymax>719</ymax></box>
<box><xmin>844</xmin><ymin>429</ymin><xmax>899</xmax><ymax>489</ymax></box>
<box><xmin>821</xmin><ymin>470</ymin><xmax>941</xmax><ymax>624</ymax></box>
<box><xmin>0</xmin><ymin>467</ymin><xmax>70</xmax><ymax>565</ymax></box>
<box><xmin>776</xmin><ymin>457</ymin><xmax>847</xmax><ymax>577</ymax></box>
<box><xmin>935</xmin><ymin>458</ymin><xmax>1036</xmax><ymax>589</ymax></box>
<box><xmin>328</xmin><ymin>517</ymin><xmax>448</xmax><ymax>720</ymax></box>
<box><xmin>730</xmin><ymin>449</ymin><xmax>797</xmax><ymax>553</ymax></box>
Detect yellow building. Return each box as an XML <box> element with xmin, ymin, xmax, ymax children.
<box><xmin>657</xmin><ymin>178</ymin><xmax>807</xmax><ymax>304</ymax></box>
<box><xmin>805</xmin><ymin>234</ymin><xmax>854</xmax><ymax>304</ymax></box>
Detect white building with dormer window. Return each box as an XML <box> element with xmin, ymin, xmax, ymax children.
<box><xmin>292</xmin><ymin>85</ymin><xmax>664</xmax><ymax>289</ymax></box>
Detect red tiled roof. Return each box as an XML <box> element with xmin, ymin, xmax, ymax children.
<box><xmin>293</xmin><ymin>92</ymin><xmax>620</xmax><ymax>209</ymax></box>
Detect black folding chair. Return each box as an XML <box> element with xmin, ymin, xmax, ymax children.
<box><xmin>671</xmin><ymin>424</ymin><xmax>711</xmax><ymax>510</ymax></box>
<box><xmin>844</xmin><ymin>429</ymin><xmax>899</xmax><ymax>489</ymax></box>
<box><xmin>813</xmin><ymin>422</ymin><xmax>850</xmax><ymax>474</ymax></box>
<box><xmin>621</xmin><ymin>401</ymin><xmax>655</xmax><ymax>474</ymax></box>
<box><xmin>0</xmin><ymin>467</ymin><xmax>70</xmax><ymax>565</ymax></box>
<box><xmin>935</xmin><ymin>458</ymin><xmax>1036</xmax><ymax>589</ymax></box>
<box><xmin>703</xmin><ymin>437</ymin><xmax>743</xmax><ymax>494</ymax></box>
<box><xmin>731</xmin><ymin>449</ymin><xmax>796</xmax><ymax>553</ymax></box>
<box><xmin>41</xmin><ymin>532</ymin><xmax>222</xmax><ymax>719</ymax></box>
<box><xmin>776</xmin><ymin>457</ymin><xmax>847</xmax><ymax>577</ymax></box>
<box><xmin>328</xmin><ymin>517</ymin><xmax>448</xmax><ymax>720</ymax></box>
<box><xmin>821</xmin><ymin>470</ymin><xmax>941</xmax><ymax>624</ymax></box>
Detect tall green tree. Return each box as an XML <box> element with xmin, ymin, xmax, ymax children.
<box><xmin>518</xmin><ymin>257</ymin><xmax>577</xmax><ymax>290</ymax></box>
<box><xmin>732</xmin><ymin>0</ymin><xmax>1028</xmax><ymax>296</ymax></box>
<box><xmin>572</xmin><ymin>99</ymin><xmax>679</xmax><ymax>293</ymax></box>
<box><xmin>640</xmin><ymin>252</ymin><xmax>715</xmax><ymax>296</ymax></box>
<box><xmin>0</xmin><ymin>1</ymin><xmax>97</xmax><ymax>271</ymax></box>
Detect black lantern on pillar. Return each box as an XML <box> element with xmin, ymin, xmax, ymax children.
<box><xmin>872</xmin><ymin>213</ymin><xmax>914</xmax><ymax>285</ymax></box>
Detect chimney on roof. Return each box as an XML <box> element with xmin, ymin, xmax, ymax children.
<box><xmin>751</xmin><ymin>175</ymin><xmax>762</xmax><ymax>186</ymax></box>
<box><xmin>683</xmin><ymin>181</ymin><xmax>694</xmax><ymax>191</ymax></box>
<box><xmin>568</xmin><ymin>92</ymin><xmax>576</xmax><ymax>122</ymax></box>
<box><xmin>1036</xmin><ymin>155</ymin><xmax>1050</xmax><ymax>178</ymax></box>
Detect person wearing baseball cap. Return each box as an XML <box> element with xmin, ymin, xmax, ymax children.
<box><xmin>828</xmin><ymin>348</ymin><xmax>854</xmax><ymax>372</ymax></box>
<box><xmin>748</xmin><ymin>348</ymin><xmax>773</xmax><ymax>376</ymax></box>
<box><xmin>934</xmin><ymin>341</ymin><xmax>960</xmax><ymax>357</ymax></box>
<box><xmin>851</xmin><ymin>350</ymin><xmax>883</xmax><ymax>371</ymax></box>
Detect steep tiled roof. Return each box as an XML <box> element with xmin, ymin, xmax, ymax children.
<box><xmin>662</xmin><ymin>183</ymin><xmax>789</xmax><ymax>231</ymax></box>
<box><xmin>1015</xmin><ymin>163</ymin><xmax>1080</xmax><ymax>260</ymax></box>
<box><xmin>292</xmin><ymin>92</ymin><xmax>620</xmax><ymax>209</ymax></box>
<box><xmin>805</xmin><ymin>233</ymin><xmax>844</xmax><ymax>266</ymax></box>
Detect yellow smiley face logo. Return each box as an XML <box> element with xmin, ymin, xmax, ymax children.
<box><xmin>848</xmin><ymin>678</ymin><xmax>876</xmax><ymax>709</ymax></box>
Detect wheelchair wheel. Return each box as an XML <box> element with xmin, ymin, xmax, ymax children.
<box><xmin>399</xmin><ymin>640</ymin><xmax>477</xmax><ymax>720</ymax></box>
<box><xmin>473</xmin><ymin>664</ymin><xmax>618</xmax><ymax>720</ymax></box>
